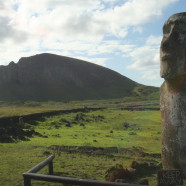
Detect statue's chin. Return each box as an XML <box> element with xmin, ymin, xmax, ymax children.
<box><xmin>160</xmin><ymin>69</ymin><xmax>172</xmax><ymax>80</ymax></box>
<box><xmin>160</xmin><ymin>70</ymin><xmax>170</xmax><ymax>79</ymax></box>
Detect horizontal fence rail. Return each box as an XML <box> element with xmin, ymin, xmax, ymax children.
<box><xmin>23</xmin><ymin>155</ymin><xmax>147</xmax><ymax>186</ymax></box>
<box><xmin>26</xmin><ymin>154</ymin><xmax>54</xmax><ymax>174</ymax></box>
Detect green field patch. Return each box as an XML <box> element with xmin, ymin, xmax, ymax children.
<box><xmin>0</xmin><ymin>107</ymin><xmax>165</xmax><ymax>185</ymax></box>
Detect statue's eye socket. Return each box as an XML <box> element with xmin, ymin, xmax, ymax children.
<box><xmin>176</xmin><ymin>22</ymin><xmax>186</xmax><ymax>31</ymax></box>
<box><xmin>163</xmin><ymin>25</ymin><xmax>171</xmax><ymax>35</ymax></box>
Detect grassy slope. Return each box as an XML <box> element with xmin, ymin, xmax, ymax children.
<box><xmin>0</xmin><ymin>87</ymin><xmax>159</xmax><ymax>118</ymax></box>
<box><xmin>27</xmin><ymin>109</ymin><xmax>161</xmax><ymax>152</ymax></box>
<box><xmin>0</xmin><ymin>108</ymin><xmax>162</xmax><ymax>186</ymax></box>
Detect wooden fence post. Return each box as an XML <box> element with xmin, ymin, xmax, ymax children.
<box><xmin>24</xmin><ymin>176</ymin><xmax>31</xmax><ymax>186</ymax></box>
<box><xmin>49</xmin><ymin>161</ymin><xmax>53</xmax><ymax>175</ymax></box>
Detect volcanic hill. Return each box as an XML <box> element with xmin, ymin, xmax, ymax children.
<box><xmin>0</xmin><ymin>53</ymin><xmax>157</xmax><ymax>102</ymax></box>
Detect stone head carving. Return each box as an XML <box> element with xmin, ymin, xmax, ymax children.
<box><xmin>160</xmin><ymin>13</ymin><xmax>186</xmax><ymax>175</ymax></box>
<box><xmin>160</xmin><ymin>12</ymin><xmax>186</xmax><ymax>80</ymax></box>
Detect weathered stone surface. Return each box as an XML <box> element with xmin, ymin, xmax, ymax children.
<box><xmin>160</xmin><ymin>12</ymin><xmax>186</xmax><ymax>177</ymax></box>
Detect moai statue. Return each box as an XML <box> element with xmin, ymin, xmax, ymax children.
<box><xmin>160</xmin><ymin>12</ymin><xmax>186</xmax><ymax>176</ymax></box>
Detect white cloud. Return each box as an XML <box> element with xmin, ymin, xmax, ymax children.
<box><xmin>126</xmin><ymin>35</ymin><xmax>162</xmax><ymax>83</ymax></box>
<box><xmin>0</xmin><ymin>0</ymin><xmax>178</xmax><ymax>86</ymax></box>
<box><xmin>142</xmin><ymin>69</ymin><xmax>160</xmax><ymax>80</ymax></box>
<box><xmin>141</xmin><ymin>69</ymin><xmax>164</xmax><ymax>87</ymax></box>
<box><xmin>127</xmin><ymin>45</ymin><xmax>160</xmax><ymax>70</ymax></box>
<box><xmin>132</xmin><ymin>26</ymin><xmax>143</xmax><ymax>34</ymax></box>
<box><xmin>146</xmin><ymin>35</ymin><xmax>162</xmax><ymax>46</ymax></box>
<box><xmin>72</xmin><ymin>56</ymin><xmax>108</xmax><ymax>67</ymax></box>
<box><xmin>127</xmin><ymin>35</ymin><xmax>162</xmax><ymax>71</ymax></box>
<box><xmin>1</xmin><ymin>0</ymin><xmax>178</xmax><ymax>45</ymax></box>
<box><xmin>0</xmin><ymin>16</ymin><xmax>28</xmax><ymax>43</ymax></box>
<box><xmin>95</xmin><ymin>0</ymin><xmax>178</xmax><ymax>29</ymax></box>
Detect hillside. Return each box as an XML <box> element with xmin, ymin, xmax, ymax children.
<box><xmin>0</xmin><ymin>53</ymin><xmax>158</xmax><ymax>102</ymax></box>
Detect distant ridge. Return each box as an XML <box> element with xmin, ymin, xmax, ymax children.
<box><xmin>0</xmin><ymin>53</ymin><xmax>157</xmax><ymax>101</ymax></box>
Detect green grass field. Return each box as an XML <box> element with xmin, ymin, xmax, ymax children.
<box><xmin>0</xmin><ymin>105</ymin><xmax>164</xmax><ymax>186</ymax></box>
<box><xmin>0</xmin><ymin>97</ymin><xmax>159</xmax><ymax>117</ymax></box>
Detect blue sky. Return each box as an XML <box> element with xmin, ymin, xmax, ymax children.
<box><xmin>0</xmin><ymin>0</ymin><xmax>185</xmax><ymax>87</ymax></box>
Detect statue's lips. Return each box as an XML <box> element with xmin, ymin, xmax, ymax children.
<box><xmin>161</xmin><ymin>54</ymin><xmax>172</xmax><ymax>61</ymax></box>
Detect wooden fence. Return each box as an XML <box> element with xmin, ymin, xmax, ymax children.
<box><xmin>23</xmin><ymin>155</ymin><xmax>146</xmax><ymax>186</ymax></box>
